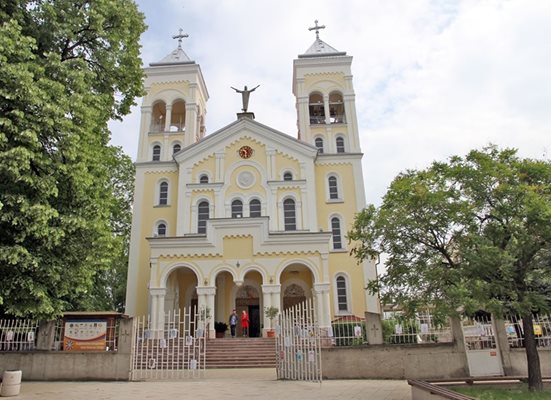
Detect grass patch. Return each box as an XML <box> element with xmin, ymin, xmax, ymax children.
<box><xmin>451</xmin><ymin>385</ymin><xmax>551</xmax><ymax>399</ymax></box>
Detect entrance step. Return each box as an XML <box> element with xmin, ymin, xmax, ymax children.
<box><xmin>206</xmin><ymin>337</ymin><xmax>276</xmax><ymax>369</ymax></box>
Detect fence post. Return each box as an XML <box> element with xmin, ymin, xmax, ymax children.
<box><xmin>117</xmin><ymin>318</ymin><xmax>133</xmax><ymax>355</ymax></box>
<box><xmin>450</xmin><ymin>316</ymin><xmax>469</xmax><ymax>376</ymax></box>
<box><xmin>493</xmin><ymin>317</ymin><xmax>513</xmax><ymax>375</ymax></box>
<box><xmin>365</xmin><ymin>312</ymin><xmax>383</xmax><ymax>345</ymax></box>
<box><xmin>36</xmin><ymin>321</ymin><xmax>55</xmax><ymax>351</ymax></box>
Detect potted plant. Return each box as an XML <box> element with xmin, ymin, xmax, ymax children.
<box><xmin>264</xmin><ymin>306</ymin><xmax>279</xmax><ymax>337</ymax></box>
<box><xmin>214</xmin><ymin>321</ymin><xmax>228</xmax><ymax>338</ymax></box>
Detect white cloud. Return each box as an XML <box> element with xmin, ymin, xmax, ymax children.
<box><xmin>109</xmin><ymin>0</ymin><xmax>551</xmax><ymax>205</ymax></box>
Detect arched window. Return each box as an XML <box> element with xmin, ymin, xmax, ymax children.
<box><xmin>170</xmin><ymin>100</ymin><xmax>186</xmax><ymax>132</ymax></box>
<box><xmin>331</xmin><ymin>217</ymin><xmax>343</xmax><ymax>249</ymax></box>
<box><xmin>157</xmin><ymin>223</ymin><xmax>167</xmax><ymax>237</ymax></box>
<box><xmin>151</xmin><ymin>101</ymin><xmax>166</xmax><ymax>132</ymax></box>
<box><xmin>309</xmin><ymin>93</ymin><xmax>325</xmax><ymax>124</ymax></box>
<box><xmin>172</xmin><ymin>143</ymin><xmax>181</xmax><ymax>154</ymax></box>
<box><xmin>152</xmin><ymin>145</ymin><xmax>161</xmax><ymax>161</ymax></box>
<box><xmin>231</xmin><ymin>199</ymin><xmax>243</xmax><ymax>218</ymax></box>
<box><xmin>159</xmin><ymin>181</ymin><xmax>168</xmax><ymax>205</ymax></box>
<box><xmin>329</xmin><ymin>92</ymin><xmax>346</xmax><ymax>124</ymax></box>
<box><xmin>283</xmin><ymin>198</ymin><xmax>296</xmax><ymax>231</ymax></box>
<box><xmin>197</xmin><ymin>201</ymin><xmax>209</xmax><ymax>234</ymax></box>
<box><xmin>336</xmin><ymin>137</ymin><xmax>345</xmax><ymax>153</ymax></box>
<box><xmin>283</xmin><ymin>172</ymin><xmax>293</xmax><ymax>181</ymax></box>
<box><xmin>328</xmin><ymin>176</ymin><xmax>339</xmax><ymax>199</ymax></box>
<box><xmin>336</xmin><ymin>276</ymin><xmax>349</xmax><ymax>312</ymax></box>
<box><xmin>249</xmin><ymin>199</ymin><xmax>261</xmax><ymax>217</ymax></box>
<box><xmin>315</xmin><ymin>137</ymin><xmax>324</xmax><ymax>154</ymax></box>
<box><xmin>199</xmin><ymin>174</ymin><xmax>209</xmax><ymax>184</ymax></box>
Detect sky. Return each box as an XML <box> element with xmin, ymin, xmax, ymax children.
<box><xmin>109</xmin><ymin>0</ymin><xmax>551</xmax><ymax>206</ymax></box>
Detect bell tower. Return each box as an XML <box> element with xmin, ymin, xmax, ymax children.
<box><xmin>292</xmin><ymin>21</ymin><xmax>361</xmax><ymax>155</ymax></box>
<box><xmin>136</xmin><ymin>29</ymin><xmax>209</xmax><ymax>163</ymax></box>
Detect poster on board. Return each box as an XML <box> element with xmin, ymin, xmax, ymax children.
<box><xmin>63</xmin><ymin>320</ymin><xmax>107</xmax><ymax>351</ymax></box>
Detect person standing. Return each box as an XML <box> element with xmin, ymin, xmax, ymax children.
<box><xmin>229</xmin><ymin>309</ymin><xmax>238</xmax><ymax>338</ymax></box>
<box><xmin>241</xmin><ymin>310</ymin><xmax>250</xmax><ymax>337</ymax></box>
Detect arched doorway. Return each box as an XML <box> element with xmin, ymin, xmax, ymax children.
<box><xmin>280</xmin><ymin>263</ymin><xmax>314</xmax><ymax>311</ymax></box>
<box><xmin>164</xmin><ymin>267</ymin><xmax>198</xmax><ymax>314</ymax></box>
<box><xmin>235</xmin><ymin>284</ymin><xmax>261</xmax><ymax>337</ymax></box>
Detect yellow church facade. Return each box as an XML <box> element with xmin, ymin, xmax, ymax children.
<box><xmin>125</xmin><ymin>25</ymin><xmax>380</xmax><ymax>337</ymax></box>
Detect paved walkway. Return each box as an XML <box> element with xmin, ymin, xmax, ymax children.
<box><xmin>14</xmin><ymin>369</ymin><xmax>410</xmax><ymax>400</ymax></box>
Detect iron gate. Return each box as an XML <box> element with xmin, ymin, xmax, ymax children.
<box><xmin>462</xmin><ymin>314</ymin><xmax>503</xmax><ymax>376</ymax></box>
<box><xmin>130</xmin><ymin>307</ymin><xmax>206</xmax><ymax>380</ymax></box>
<box><xmin>276</xmin><ymin>298</ymin><xmax>322</xmax><ymax>382</ymax></box>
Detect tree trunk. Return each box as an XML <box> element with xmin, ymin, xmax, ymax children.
<box><xmin>522</xmin><ymin>314</ymin><xmax>543</xmax><ymax>392</ymax></box>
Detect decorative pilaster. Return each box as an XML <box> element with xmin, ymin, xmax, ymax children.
<box><xmin>261</xmin><ymin>284</ymin><xmax>281</xmax><ymax>335</ymax></box>
<box><xmin>313</xmin><ymin>283</ymin><xmax>331</xmax><ymax>329</ymax></box>
<box><xmin>149</xmin><ymin>287</ymin><xmax>167</xmax><ymax>337</ymax></box>
<box><xmin>197</xmin><ymin>286</ymin><xmax>216</xmax><ymax>338</ymax></box>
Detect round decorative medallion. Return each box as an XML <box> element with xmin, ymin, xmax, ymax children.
<box><xmin>237</xmin><ymin>171</ymin><xmax>255</xmax><ymax>189</ymax></box>
<box><xmin>238</xmin><ymin>145</ymin><xmax>254</xmax><ymax>159</ymax></box>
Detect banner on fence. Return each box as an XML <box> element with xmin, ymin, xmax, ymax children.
<box><xmin>63</xmin><ymin>319</ymin><xmax>107</xmax><ymax>351</ymax></box>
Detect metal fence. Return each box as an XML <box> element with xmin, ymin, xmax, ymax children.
<box><xmin>130</xmin><ymin>307</ymin><xmax>206</xmax><ymax>381</ymax></box>
<box><xmin>276</xmin><ymin>298</ymin><xmax>322</xmax><ymax>382</ymax></box>
<box><xmin>505</xmin><ymin>314</ymin><xmax>551</xmax><ymax>349</ymax></box>
<box><xmin>382</xmin><ymin>311</ymin><xmax>453</xmax><ymax>345</ymax></box>
<box><xmin>0</xmin><ymin>319</ymin><xmax>39</xmax><ymax>351</ymax></box>
<box><xmin>1</xmin><ymin>317</ymin><xmax>121</xmax><ymax>352</ymax></box>
<box><xmin>331</xmin><ymin>317</ymin><xmax>367</xmax><ymax>346</ymax></box>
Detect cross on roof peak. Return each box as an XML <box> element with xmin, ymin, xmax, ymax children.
<box><xmin>172</xmin><ymin>28</ymin><xmax>189</xmax><ymax>49</ymax></box>
<box><xmin>308</xmin><ymin>20</ymin><xmax>326</xmax><ymax>40</ymax></box>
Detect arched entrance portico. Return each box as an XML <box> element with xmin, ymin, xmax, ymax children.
<box><xmin>280</xmin><ymin>263</ymin><xmax>314</xmax><ymax>310</ymax></box>
<box><xmin>163</xmin><ymin>267</ymin><xmax>199</xmax><ymax>314</ymax></box>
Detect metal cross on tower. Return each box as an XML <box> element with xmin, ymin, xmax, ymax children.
<box><xmin>172</xmin><ymin>28</ymin><xmax>189</xmax><ymax>49</ymax></box>
<box><xmin>308</xmin><ymin>20</ymin><xmax>326</xmax><ymax>40</ymax></box>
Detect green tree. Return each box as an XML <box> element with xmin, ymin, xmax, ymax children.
<box><xmin>0</xmin><ymin>0</ymin><xmax>144</xmax><ymax>319</ymax></box>
<box><xmin>349</xmin><ymin>147</ymin><xmax>551</xmax><ymax>391</ymax></box>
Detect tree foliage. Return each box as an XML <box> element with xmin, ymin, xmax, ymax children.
<box><xmin>349</xmin><ymin>146</ymin><xmax>551</xmax><ymax>390</ymax></box>
<box><xmin>0</xmin><ymin>0</ymin><xmax>144</xmax><ymax>318</ymax></box>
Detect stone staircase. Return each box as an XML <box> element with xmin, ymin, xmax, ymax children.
<box><xmin>206</xmin><ymin>337</ymin><xmax>276</xmax><ymax>368</ymax></box>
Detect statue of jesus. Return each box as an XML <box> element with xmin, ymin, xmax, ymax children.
<box><xmin>231</xmin><ymin>85</ymin><xmax>260</xmax><ymax>112</ymax></box>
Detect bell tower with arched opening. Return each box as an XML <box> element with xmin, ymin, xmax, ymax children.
<box><xmin>292</xmin><ymin>20</ymin><xmax>361</xmax><ymax>155</ymax></box>
<box><xmin>136</xmin><ymin>29</ymin><xmax>209</xmax><ymax>164</ymax></box>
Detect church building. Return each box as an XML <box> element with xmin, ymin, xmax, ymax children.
<box><xmin>125</xmin><ymin>22</ymin><xmax>380</xmax><ymax>338</ymax></box>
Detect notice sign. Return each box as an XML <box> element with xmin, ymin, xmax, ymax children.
<box><xmin>63</xmin><ymin>320</ymin><xmax>107</xmax><ymax>351</ymax></box>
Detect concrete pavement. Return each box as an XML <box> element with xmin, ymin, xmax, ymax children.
<box><xmin>14</xmin><ymin>369</ymin><xmax>411</xmax><ymax>400</ymax></box>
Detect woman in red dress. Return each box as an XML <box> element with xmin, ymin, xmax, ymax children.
<box><xmin>241</xmin><ymin>310</ymin><xmax>249</xmax><ymax>337</ymax></box>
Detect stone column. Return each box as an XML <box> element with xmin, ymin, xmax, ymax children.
<box><xmin>323</xmin><ymin>94</ymin><xmax>331</xmax><ymax>125</ymax></box>
<box><xmin>149</xmin><ymin>287</ymin><xmax>166</xmax><ymax>338</ymax></box>
<box><xmin>164</xmin><ymin>104</ymin><xmax>172</xmax><ymax>132</ymax></box>
<box><xmin>262</xmin><ymin>284</ymin><xmax>280</xmax><ymax>336</ymax></box>
<box><xmin>197</xmin><ymin>286</ymin><xmax>216</xmax><ymax>338</ymax></box>
<box><xmin>261</xmin><ymin>284</ymin><xmax>272</xmax><ymax>336</ymax></box>
<box><xmin>313</xmin><ymin>283</ymin><xmax>331</xmax><ymax>330</ymax></box>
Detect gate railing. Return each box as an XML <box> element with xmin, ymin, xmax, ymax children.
<box><xmin>130</xmin><ymin>307</ymin><xmax>206</xmax><ymax>381</ymax></box>
<box><xmin>276</xmin><ymin>298</ymin><xmax>322</xmax><ymax>382</ymax></box>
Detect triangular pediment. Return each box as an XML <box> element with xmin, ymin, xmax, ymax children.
<box><xmin>174</xmin><ymin>117</ymin><xmax>318</xmax><ymax>166</ymax></box>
